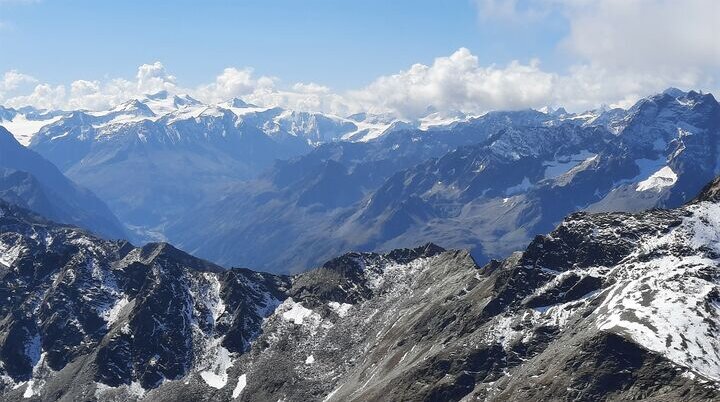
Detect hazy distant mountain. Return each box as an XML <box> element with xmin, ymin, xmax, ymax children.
<box><xmin>16</xmin><ymin>91</ymin><xmax>476</xmax><ymax>241</ymax></box>
<box><xmin>167</xmin><ymin>90</ymin><xmax>720</xmax><ymax>273</ymax></box>
<box><xmin>4</xmin><ymin>89</ymin><xmax>718</xmax><ymax>274</ymax></box>
<box><xmin>0</xmin><ymin>126</ymin><xmax>126</xmax><ymax>239</ymax></box>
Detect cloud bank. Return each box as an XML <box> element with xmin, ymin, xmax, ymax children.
<box><xmin>1</xmin><ymin>0</ymin><xmax>718</xmax><ymax>118</ymax></box>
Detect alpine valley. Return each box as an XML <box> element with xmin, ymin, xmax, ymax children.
<box><xmin>1</xmin><ymin>88</ymin><xmax>720</xmax><ymax>401</ymax></box>
<box><xmin>6</xmin><ymin>88</ymin><xmax>716</xmax><ymax>273</ymax></box>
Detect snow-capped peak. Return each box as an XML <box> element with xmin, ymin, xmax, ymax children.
<box><xmin>139</xmin><ymin>91</ymin><xmax>202</xmax><ymax>115</ymax></box>
<box><xmin>228</xmin><ymin>98</ymin><xmax>257</xmax><ymax>108</ymax></box>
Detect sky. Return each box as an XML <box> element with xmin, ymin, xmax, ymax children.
<box><xmin>0</xmin><ymin>0</ymin><xmax>718</xmax><ymax>118</ymax></box>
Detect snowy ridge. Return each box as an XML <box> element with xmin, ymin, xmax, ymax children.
<box><xmin>2</xmin><ymin>87</ymin><xmax>642</xmax><ymax>147</ymax></box>
<box><xmin>595</xmin><ymin>201</ymin><xmax>720</xmax><ymax>380</ymax></box>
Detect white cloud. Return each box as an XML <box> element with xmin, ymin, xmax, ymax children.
<box><xmin>349</xmin><ymin>48</ymin><xmax>556</xmax><ymax>118</ymax></box>
<box><xmin>1</xmin><ymin>0</ymin><xmax>718</xmax><ymax>117</ymax></box>
<box><xmin>0</xmin><ymin>46</ymin><xmax>716</xmax><ymax>116</ymax></box>
<box><xmin>6</xmin><ymin>83</ymin><xmax>65</xmax><ymax>110</ymax></box>
<box><xmin>2</xmin><ymin>0</ymin><xmax>715</xmax><ymax>116</ymax></box>
<box><xmin>0</xmin><ymin>70</ymin><xmax>37</xmax><ymax>92</ymax></box>
<box><xmin>291</xmin><ymin>82</ymin><xmax>331</xmax><ymax>94</ymax></box>
<box><xmin>194</xmin><ymin>67</ymin><xmax>275</xmax><ymax>104</ymax></box>
<box><xmin>0</xmin><ymin>49</ymin><xmax>716</xmax><ymax>117</ymax></box>
<box><xmin>136</xmin><ymin>61</ymin><xmax>176</xmax><ymax>94</ymax></box>
<box><xmin>562</xmin><ymin>0</ymin><xmax>720</xmax><ymax>73</ymax></box>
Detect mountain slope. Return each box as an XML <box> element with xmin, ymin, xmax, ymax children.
<box><xmin>348</xmin><ymin>90</ymin><xmax>720</xmax><ymax>260</ymax></box>
<box><xmin>3</xmin><ymin>176</ymin><xmax>720</xmax><ymax>400</ymax></box>
<box><xmin>14</xmin><ymin>92</ymin><xmax>536</xmax><ymax>242</ymax></box>
<box><xmin>0</xmin><ymin>201</ymin><xmax>289</xmax><ymax>400</ymax></box>
<box><xmin>165</xmin><ymin>108</ymin><xmax>603</xmax><ymax>273</ymax></box>
<box><xmin>203</xmin><ymin>181</ymin><xmax>720</xmax><ymax>401</ymax></box>
<box><xmin>0</xmin><ymin>106</ymin><xmax>66</xmax><ymax>146</ymax></box>
<box><xmin>0</xmin><ymin>127</ymin><xmax>126</xmax><ymax>239</ymax></box>
<box><xmin>27</xmin><ymin>99</ymin><xmax>314</xmax><ymax>238</ymax></box>
<box><xmin>169</xmin><ymin>89</ymin><xmax>720</xmax><ymax>273</ymax></box>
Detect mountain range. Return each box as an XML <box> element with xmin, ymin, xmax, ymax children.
<box><xmin>1</xmin><ymin>87</ymin><xmax>720</xmax><ymax>401</ymax></box>
<box><xmin>0</xmin><ymin>91</ymin><xmax>472</xmax><ymax>240</ymax></box>
<box><xmin>3</xmin><ymin>89</ymin><xmax>718</xmax><ymax>274</ymax></box>
<box><xmin>169</xmin><ymin>89</ymin><xmax>720</xmax><ymax>273</ymax></box>
<box><xmin>1</xmin><ymin>173</ymin><xmax>719</xmax><ymax>400</ymax></box>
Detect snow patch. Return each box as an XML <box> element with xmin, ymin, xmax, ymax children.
<box><xmin>595</xmin><ymin>202</ymin><xmax>720</xmax><ymax>381</ymax></box>
<box><xmin>635</xmin><ymin>166</ymin><xmax>677</xmax><ymax>192</ymax></box>
<box><xmin>102</xmin><ymin>296</ymin><xmax>129</xmax><ymax>325</ymax></box>
<box><xmin>0</xmin><ymin>241</ymin><xmax>25</xmax><ymax>267</ymax></box>
<box><xmin>543</xmin><ymin>150</ymin><xmax>596</xmax><ymax>180</ymax></box>
<box><xmin>198</xmin><ymin>327</ymin><xmax>233</xmax><ymax>390</ymax></box>
<box><xmin>94</xmin><ymin>379</ymin><xmax>147</xmax><ymax>399</ymax></box>
<box><xmin>281</xmin><ymin>299</ymin><xmax>316</xmax><ymax>325</ymax></box>
<box><xmin>201</xmin><ymin>273</ymin><xmax>226</xmax><ymax>323</ymax></box>
<box><xmin>1</xmin><ymin>114</ymin><xmax>62</xmax><ymax>146</ymax></box>
<box><xmin>232</xmin><ymin>374</ymin><xmax>247</xmax><ymax>398</ymax></box>
<box><xmin>328</xmin><ymin>302</ymin><xmax>353</xmax><ymax>317</ymax></box>
<box><xmin>22</xmin><ymin>380</ymin><xmax>34</xmax><ymax>398</ymax></box>
<box><xmin>199</xmin><ymin>344</ymin><xmax>233</xmax><ymax>389</ymax></box>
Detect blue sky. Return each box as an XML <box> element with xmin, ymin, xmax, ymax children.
<box><xmin>0</xmin><ymin>0</ymin><xmax>717</xmax><ymax>116</ymax></box>
<box><xmin>0</xmin><ymin>0</ymin><xmax>568</xmax><ymax>89</ymax></box>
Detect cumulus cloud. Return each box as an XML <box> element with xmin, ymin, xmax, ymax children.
<box><xmin>349</xmin><ymin>48</ymin><xmax>556</xmax><ymax>118</ymax></box>
<box><xmin>6</xmin><ymin>83</ymin><xmax>66</xmax><ymax>110</ymax></box>
<box><xmin>1</xmin><ymin>0</ymin><xmax>717</xmax><ymax>116</ymax></box>
<box><xmin>0</xmin><ymin>45</ymin><xmax>716</xmax><ymax>117</ymax></box>
<box><xmin>0</xmin><ymin>70</ymin><xmax>37</xmax><ymax>92</ymax></box>
<box><xmin>1</xmin><ymin>62</ymin><xmax>183</xmax><ymax>111</ymax></box>
<box><xmin>0</xmin><ymin>0</ymin><xmax>718</xmax><ymax>117</ymax></box>
<box><xmin>136</xmin><ymin>61</ymin><xmax>177</xmax><ymax>94</ymax></box>
<box><xmin>194</xmin><ymin>67</ymin><xmax>275</xmax><ymax>104</ymax></box>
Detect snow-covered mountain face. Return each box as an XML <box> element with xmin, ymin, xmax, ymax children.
<box><xmin>347</xmin><ymin>90</ymin><xmax>720</xmax><ymax>262</ymax></box>
<box><xmin>21</xmin><ymin>96</ymin><xmax>316</xmax><ymax>238</ymax></box>
<box><xmin>0</xmin><ymin>106</ymin><xmax>68</xmax><ymax>146</ymax></box>
<box><xmin>167</xmin><ymin>89</ymin><xmax>720</xmax><ymax>274</ymax></box>
<box><xmin>2</xmin><ymin>177</ymin><xmax>720</xmax><ymax>401</ymax></box>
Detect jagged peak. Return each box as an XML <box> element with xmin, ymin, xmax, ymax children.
<box><xmin>132</xmin><ymin>241</ymin><xmax>225</xmax><ymax>272</ymax></box>
<box><xmin>110</xmin><ymin>99</ymin><xmax>156</xmax><ymax>116</ymax></box>
<box><xmin>662</xmin><ymin>87</ymin><xmax>688</xmax><ymax>98</ymax></box>
<box><xmin>229</xmin><ymin>97</ymin><xmax>258</xmax><ymax>108</ymax></box>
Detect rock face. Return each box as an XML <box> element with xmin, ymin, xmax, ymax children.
<box><xmin>0</xmin><ymin>201</ymin><xmax>289</xmax><ymax>400</ymax></box>
<box><xmin>0</xmin><ymin>127</ymin><xmax>126</xmax><ymax>239</ymax></box>
<box><xmin>206</xmin><ymin>194</ymin><xmax>720</xmax><ymax>402</ymax></box>
<box><xmin>2</xmin><ymin>179</ymin><xmax>720</xmax><ymax>400</ymax></box>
